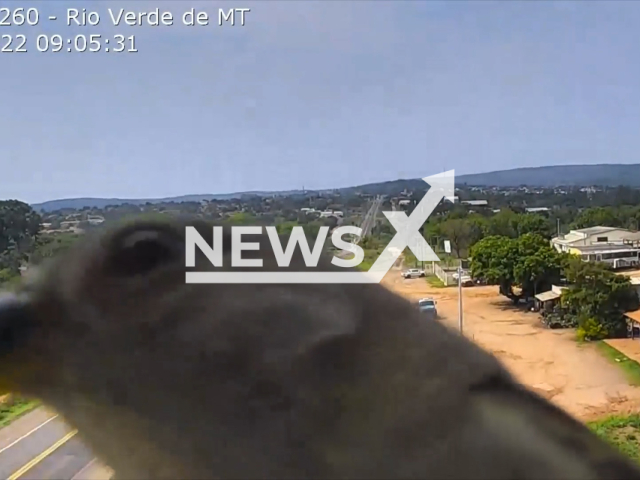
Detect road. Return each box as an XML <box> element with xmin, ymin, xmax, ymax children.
<box><xmin>0</xmin><ymin>408</ymin><xmax>112</xmax><ymax>480</ymax></box>
<box><xmin>357</xmin><ymin>195</ymin><xmax>384</xmax><ymax>241</ymax></box>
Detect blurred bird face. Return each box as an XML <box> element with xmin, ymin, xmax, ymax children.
<box><xmin>0</xmin><ymin>220</ymin><xmax>364</xmax><ymax>478</ymax></box>
<box><xmin>0</xmin><ymin>222</ymin><xmax>189</xmax><ymax>394</ymax></box>
<box><xmin>4</xmin><ymin>219</ymin><xmax>640</xmax><ymax>480</ymax></box>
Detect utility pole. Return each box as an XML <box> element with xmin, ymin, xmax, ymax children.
<box><xmin>557</xmin><ymin>218</ymin><xmax>561</xmax><ymax>236</ymax></box>
<box><xmin>458</xmin><ymin>259</ymin><xmax>463</xmax><ymax>335</ymax></box>
<box><xmin>445</xmin><ymin>239</ymin><xmax>464</xmax><ymax>335</ymax></box>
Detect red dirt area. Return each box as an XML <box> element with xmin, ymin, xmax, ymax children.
<box><xmin>383</xmin><ymin>268</ymin><xmax>640</xmax><ymax>420</ymax></box>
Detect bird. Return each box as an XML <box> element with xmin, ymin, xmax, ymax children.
<box><xmin>0</xmin><ymin>218</ymin><xmax>638</xmax><ymax>479</ymax></box>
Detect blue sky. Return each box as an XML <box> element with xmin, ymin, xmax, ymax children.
<box><xmin>2</xmin><ymin>1</ymin><xmax>640</xmax><ymax>203</ymax></box>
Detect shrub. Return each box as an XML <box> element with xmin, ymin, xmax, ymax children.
<box><xmin>577</xmin><ymin>317</ymin><xmax>609</xmax><ymax>342</ymax></box>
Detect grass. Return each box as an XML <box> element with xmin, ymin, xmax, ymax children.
<box><xmin>426</xmin><ymin>275</ymin><xmax>446</xmax><ymax>288</ymax></box>
<box><xmin>594</xmin><ymin>341</ymin><xmax>640</xmax><ymax>386</ymax></box>
<box><xmin>588</xmin><ymin>415</ymin><xmax>640</xmax><ymax>463</ymax></box>
<box><xmin>0</xmin><ymin>396</ymin><xmax>40</xmax><ymax>428</ymax></box>
<box><xmin>356</xmin><ymin>248</ymin><xmax>384</xmax><ymax>272</ymax></box>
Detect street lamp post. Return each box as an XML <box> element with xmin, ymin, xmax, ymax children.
<box><xmin>445</xmin><ymin>239</ymin><xmax>463</xmax><ymax>335</ymax></box>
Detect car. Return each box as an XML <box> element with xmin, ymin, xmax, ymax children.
<box><xmin>452</xmin><ymin>269</ymin><xmax>470</xmax><ymax>280</ymax></box>
<box><xmin>452</xmin><ymin>270</ymin><xmax>474</xmax><ymax>287</ymax></box>
<box><xmin>460</xmin><ymin>274</ymin><xmax>474</xmax><ymax>287</ymax></box>
<box><xmin>402</xmin><ymin>268</ymin><xmax>425</xmax><ymax>279</ymax></box>
<box><xmin>418</xmin><ymin>298</ymin><xmax>438</xmax><ymax>318</ymax></box>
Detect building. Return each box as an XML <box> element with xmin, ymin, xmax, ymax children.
<box><xmin>552</xmin><ymin>226</ymin><xmax>640</xmax><ymax>252</ymax></box>
<box><xmin>534</xmin><ymin>284</ymin><xmax>567</xmax><ymax>312</ymax></box>
<box><xmin>525</xmin><ymin>207</ymin><xmax>550</xmax><ymax>213</ymax></box>
<box><xmin>569</xmin><ymin>244</ymin><xmax>640</xmax><ymax>269</ymax></box>
<box><xmin>461</xmin><ymin>200</ymin><xmax>488</xmax><ymax>207</ymax></box>
<box><xmin>60</xmin><ymin>220</ymin><xmax>80</xmax><ymax>229</ymax></box>
<box><xmin>444</xmin><ymin>196</ymin><xmax>459</xmax><ymax>203</ymax></box>
<box><xmin>552</xmin><ymin>226</ymin><xmax>640</xmax><ymax>269</ymax></box>
<box><xmin>87</xmin><ymin>215</ymin><xmax>105</xmax><ymax>226</ymax></box>
<box><xmin>624</xmin><ymin>309</ymin><xmax>640</xmax><ymax>339</ymax></box>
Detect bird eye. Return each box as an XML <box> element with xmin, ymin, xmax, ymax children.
<box><xmin>105</xmin><ymin>225</ymin><xmax>183</xmax><ymax>277</ymax></box>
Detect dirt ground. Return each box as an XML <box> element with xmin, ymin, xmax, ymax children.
<box><xmin>383</xmin><ymin>269</ymin><xmax>640</xmax><ymax>421</ymax></box>
<box><xmin>618</xmin><ymin>268</ymin><xmax>640</xmax><ymax>279</ymax></box>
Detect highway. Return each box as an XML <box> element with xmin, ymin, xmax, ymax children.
<box><xmin>357</xmin><ymin>195</ymin><xmax>384</xmax><ymax>241</ymax></box>
<box><xmin>0</xmin><ymin>408</ymin><xmax>112</xmax><ymax>480</ymax></box>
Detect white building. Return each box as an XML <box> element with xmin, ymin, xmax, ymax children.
<box><xmin>87</xmin><ymin>215</ymin><xmax>105</xmax><ymax>225</ymax></box>
<box><xmin>525</xmin><ymin>207</ymin><xmax>550</xmax><ymax>213</ymax></box>
<box><xmin>461</xmin><ymin>200</ymin><xmax>488</xmax><ymax>207</ymax></box>
<box><xmin>552</xmin><ymin>226</ymin><xmax>640</xmax><ymax>269</ymax></box>
<box><xmin>551</xmin><ymin>226</ymin><xmax>640</xmax><ymax>252</ymax></box>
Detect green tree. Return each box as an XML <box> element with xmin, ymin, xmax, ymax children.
<box><xmin>486</xmin><ymin>209</ymin><xmax>519</xmax><ymax>237</ymax></box>
<box><xmin>561</xmin><ymin>259</ymin><xmax>639</xmax><ymax>339</ymax></box>
<box><xmin>470</xmin><ymin>236</ymin><xmax>520</xmax><ymax>301</ymax></box>
<box><xmin>226</xmin><ymin>212</ymin><xmax>257</xmax><ymax>225</ymax></box>
<box><xmin>0</xmin><ymin>200</ymin><xmax>42</xmax><ymax>273</ymax></box>
<box><xmin>440</xmin><ymin>218</ymin><xmax>472</xmax><ymax>258</ymax></box>
<box><xmin>29</xmin><ymin>233</ymin><xmax>82</xmax><ymax>265</ymax></box>
<box><xmin>517</xmin><ymin>214</ymin><xmax>551</xmax><ymax>238</ymax></box>
<box><xmin>470</xmin><ymin>234</ymin><xmax>567</xmax><ymax>304</ymax></box>
<box><xmin>514</xmin><ymin>233</ymin><xmax>567</xmax><ymax>298</ymax></box>
<box><xmin>571</xmin><ymin>207</ymin><xmax>620</xmax><ymax>229</ymax></box>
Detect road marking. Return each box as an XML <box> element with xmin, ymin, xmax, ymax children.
<box><xmin>7</xmin><ymin>429</ymin><xmax>78</xmax><ymax>480</ymax></box>
<box><xmin>0</xmin><ymin>414</ymin><xmax>59</xmax><ymax>455</ymax></box>
<box><xmin>70</xmin><ymin>457</ymin><xmax>96</xmax><ymax>480</ymax></box>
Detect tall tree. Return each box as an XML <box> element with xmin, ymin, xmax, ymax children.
<box><xmin>470</xmin><ymin>234</ymin><xmax>567</xmax><ymax>304</ymax></box>
<box><xmin>561</xmin><ymin>258</ymin><xmax>639</xmax><ymax>339</ymax></box>
<box><xmin>0</xmin><ymin>200</ymin><xmax>42</xmax><ymax>273</ymax></box>
<box><xmin>440</xmin><ymin>218</ymin><xmax>472</xmax><ymax>258</ymax></box>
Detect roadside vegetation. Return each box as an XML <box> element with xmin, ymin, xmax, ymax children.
<box><xmin>594</xmin><ymin>342</ymin><xmax>640</xmax><ymax>386</ymax></box>
<box><xmin>0</xmin><ymin>396</ymin><xmax>40</xmax><ymax>428</ymax></box>
<box><xmin>426</xmin><ymin>275</ymin><xmax>445</xmax><ymax>288</ymax></box>
<box><xmin>588</xmin><ymin>415</ymin><xmax>640</xmax><ymax>463</ymax></box>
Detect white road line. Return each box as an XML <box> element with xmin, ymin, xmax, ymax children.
<box><xmin>0</xmin><ymin>414</ymin><xmax>59</xmax><ymax>455</ymax></box>
<box><xmin>71</xmin><ymin>457</ymin><xmax>97</xmax><ymax>480</ymax></box>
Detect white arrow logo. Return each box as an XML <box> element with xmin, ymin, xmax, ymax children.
<box><xmin>366</xmin><ymin>170</ymin><xmax>454</xmax><ymax>282</ymax></box>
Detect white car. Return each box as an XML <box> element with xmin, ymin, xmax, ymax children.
<box><xmin>460</xmin><ymin>274</ymin><xmax>474</xmax><ymax>287</ymax></box>
<box><xmin>402</xmin><ymin>268</ymin><xmax>425</xmax><ymax>279</ymax></box>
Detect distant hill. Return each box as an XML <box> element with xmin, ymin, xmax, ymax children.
<box><xmin>31</xmin><ymin>191</ymin><xmax>305</xmax><ymax>212</ymax></box>
<box><xmin>456</xmin><ymin>164</ymin><xmax>640</xmax><ymax>188</ymax></box>
<box><xmin>29</xmin><ymin>163</ymin><xmax>640</xmax><ymax>211</ymax></box>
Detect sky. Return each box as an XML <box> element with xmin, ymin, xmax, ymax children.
<box><xmin>2</xmin><ymin>0</ymin><xmax>640</xmax><ymax>203</ymax></box>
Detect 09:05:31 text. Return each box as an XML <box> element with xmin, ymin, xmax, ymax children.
<box><xmin>1</xmin><ymin>34</ymin><xmax>138</xmax><ymax>53</ymax></box>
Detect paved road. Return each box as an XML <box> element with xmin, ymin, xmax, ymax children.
<box><xmin>358</xmin><ymin>195</ymin><xmax>384</xmax><ymax>241</ymax></box>
<box><xmin>0</xmin><ymin>408</ymin><xmax>112</xmax><ymax>480</ymax></box>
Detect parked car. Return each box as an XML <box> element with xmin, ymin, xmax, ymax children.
<box><xmin>402</xmin><ymin>268</ymin><xmax>425</xmax><ymax>279</ymax></box>
<box><xmin>452</xmin><ymin>270</ymin><xmax>474</xmax><ymax>287</ymax></box>
<box><xmin>418</xmin><ymin>298</ymin><xmax>438</xmax><ymax>318</ymax></box>
<box><xmin>460</xmin><ymin>274</ymin><xmax>474</xmax><ymax>287</ymax></box>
